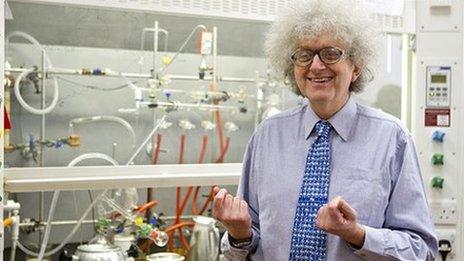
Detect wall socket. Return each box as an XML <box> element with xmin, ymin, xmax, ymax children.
<box><xmin>436</xmin><ymin>229</ymin><xmax>456</xmax><ymax>260</ymax></box>
<box><xmin>430</xmin><ymin>199</ymin><xmax>458</xmax><ymax>225</ymax></box>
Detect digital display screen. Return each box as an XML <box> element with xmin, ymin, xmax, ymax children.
<box><xmin>431</xmin><ymin>75</ymin><xmax>447</xmax><ymax>84</ymax></box>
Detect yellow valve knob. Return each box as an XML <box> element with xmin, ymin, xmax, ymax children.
<box><xmin>162</xmin><ymin>56</ymin><xmax>172</xmax><ymax>66</ymax></box>
<box><xmin>134</xmin><ymin>216</ymin><xmax>144</xmax><ymax>226</ymax></box>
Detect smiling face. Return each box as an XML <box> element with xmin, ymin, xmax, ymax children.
<box><xmin>294</xmin><ymin>36</ymin><xmax>360</xmax><ymax>117</ymax></box>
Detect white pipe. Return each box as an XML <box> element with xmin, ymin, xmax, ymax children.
<box><xmin>10</xmin><ymin>213</ymin><xmax>20</xmax><ymax>261</ymax></box>
<box><xmin>7</xmin><ymin>31</ymin><xmax>60</xmax><ymax>115</ymax></box>
<box><xmin>69</xmin><ymin>116</ymin><xmax>136</xmax><ymax>148</ymax></box>
<box><xmin>13</xmin><ymin>68</ymin><xmax>59</xmax><ymax>115</ymax></box>
<box><xmin>37</xmin><ymin>191</ymin><xmax>59</xmax><ymax>260</ymax></box>
<box><xmin>18</xmin><ymin>154</ymin><xmax>118</xmax><ymax>259</ymax></box>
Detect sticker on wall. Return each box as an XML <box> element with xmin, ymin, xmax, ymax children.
<box><xmin>425</xmin><ymin>108</ymin><xmax>450</xmax><ymax>127</ymax></box>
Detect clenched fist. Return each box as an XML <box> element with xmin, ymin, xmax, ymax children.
<box><xmin>316</xmin><ymin>196</ymin><xmax>365</xmax><ymax>248</ymax></box>
<box><xmin>212</xmin><ymin>186</ymin><xmax>252</xmax><ymax>240</ymax></box>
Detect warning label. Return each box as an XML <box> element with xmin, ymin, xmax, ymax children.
<box><xmin>425</xmin><ymin>108</ymin><xmax>450</xmax><ymax>127</ymax></box>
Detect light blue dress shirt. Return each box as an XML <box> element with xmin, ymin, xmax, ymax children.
<box><xmin>221</xmin><ymin>96</ymin><xmax>438</xmax><ymax>260</ymax></box>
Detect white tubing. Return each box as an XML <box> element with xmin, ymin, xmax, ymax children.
<box><xmin>7</xmin><ymin>31</ymin><xmax>59</xmax><ymax>115</ymax></box>
<box><xmin>15</xmin><ymin>117</ymin><xmax>165</xmax><ymax>257</ymax></box>
<box><xmin>10</xmin><ymin>241</ymin><xmax>16</xmax><ymax>261</ymax></box>
<box><xmin>68</xmin><ymin>153</ymin><xmax>119</xmax><ymax>167</ymax></box>
<box><xmin>69</xmin><ymin>116</ymin><xmax>136</xmax><ymax>148</ymax></box>
<box><xmin>37</xmin><ymin>191</ymin><xmax>60</xmax><ymax>260</ymax></box>
<box><xmin>6</xmin><ymin>31</ymin><xmax>52</xmax><ymax>65</ymax></box>
<box><xmin>16</xmin><ymin>190</ymin><xmax>107</xmax><ymax>258</ymax></box>
<box><xmin>13</xmin><ymin>68</ymin><xmax>59</xmax><ymax>115</ymax></box>
<box><xmin>17</xmin><ymin>153</ymin><xmax>118</xmax><ymax>258</ymax></box>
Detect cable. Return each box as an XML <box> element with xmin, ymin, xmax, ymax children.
<box><xmin>56</xmin><ymin>76</ymin><xmax>139</xmax><ymax>92</ymax></box>
<box><xmin>7</xmin><ymin>31</ymin><xmax>59</xmax><ymax>115</ymax></box>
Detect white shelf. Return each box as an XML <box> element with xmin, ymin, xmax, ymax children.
<box><xmin>5</xmin><ymin>163</ymin><xmax>242</xmax><ymax>192</ymax></box>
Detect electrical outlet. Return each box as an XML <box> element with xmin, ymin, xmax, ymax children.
<box><xmin>436</xmin><ymin>229</ymin><xmax>456</xmax><ymax>260</ymax></box>
<box><xmin>430</xmin><ymin>199</ymin><xmax>457</xmax><ymax>224</ymax></box>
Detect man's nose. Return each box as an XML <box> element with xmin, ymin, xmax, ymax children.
<box><xmin>309</xmin><ymin>54</ymin><xmax>326</xmax><ymax>71</ymax></box>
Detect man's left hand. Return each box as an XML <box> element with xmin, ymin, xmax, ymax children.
<box><xmin>315</xmin><ymin>196</ymin><xmax>365</xmax><ymax>248</ymax></box>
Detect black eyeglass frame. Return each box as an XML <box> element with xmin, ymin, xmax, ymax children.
<box><xmin>290</xmin><ymin>46</ymin><xmax>349</xmax><ymax>67</ymax></box>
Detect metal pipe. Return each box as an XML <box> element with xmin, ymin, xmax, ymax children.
<box><xmin>40</xmin><ymin>50</ymin><xmax>46</xmax><ymax>165</ymax></box>
<box><xmin>18</xmin><ymin>215</ymin><xmax>198</xmax><ymax>227</ymax></box>
<box><xmin>139</xmin><ymin>101</ymin><xmax>238</xmax><ymax>112</ymax></box>
<box><xmin>213</xmin><ymin>26</ymin><xmax>218</xmax><ymax>85</ymax></box>
<box><xmin>38</xmin><ymin>49</ymin><xmax>47</xmax><ymax>250</ymax></box>
<box><xmin>6</xmin><ymin>68</ymin><xmax>261</xmax><ymax>83</ymax></box>
<box><xmin>153</xmin><ymin>21</ymin><xmax>159</xmax><ymax>79</ymax></box>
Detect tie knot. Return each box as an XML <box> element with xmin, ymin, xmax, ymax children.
<box><xmin>315</xmin><ymin>121</ymin><xmax>331</xmax><ymax>138</ymax></box>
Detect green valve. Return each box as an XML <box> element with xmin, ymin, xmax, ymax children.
<box><xmin>431</xmin><ymin>153</ymin><xmax>444</xmax><ymax>165</ymax></box>
<box><xmin>139</xmin><ymin>224</ymin><xmax>152</xmax><ymax>238</ymax></box>
<box><xmin>98</xmin><ymin>218</ymin><xmax>111</xmax><ymax>228</ymax></box>
<box><xmin>431</xmin><ymin>176</ymin><xmax>444</xmax><ymax>189</ymax></box>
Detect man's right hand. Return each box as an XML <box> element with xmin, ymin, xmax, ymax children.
<box><xmin>212</xmin><ymin>186</ymin><xmax>252</xmax><ymax>240</ymax></box>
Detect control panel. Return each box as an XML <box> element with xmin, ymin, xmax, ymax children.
<box><xmin>426</xmin><ymin>66</ymin><xmax>451</xmax><ymax>108</ymax></box>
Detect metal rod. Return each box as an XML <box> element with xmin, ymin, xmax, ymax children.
<box><xmin>213</xmin><ymin>26</ymin><xmax>218</xmax><ymax>86</ymax></box>
<box><xmin>40</xmin><ymin>52</ymin><xmax>46</xmax><ymax>166</ymax></box>
<box><xmin>6</xmin><ymin>68</ymin><xmax>261</xmax><ymax>83</ymax></box>
<box><xmin>139</xmin><ymin>101</ymin><xmax>239</xmax><ymax>112</ymax></box>
<box><xmin>153</xmin><ymin>21</ymin><xmax>158</xmax><ymax>79</ymax></box>
<box><xmin>38</xmin><ymin>49</ymin><xmax>47</xmax><ymax>249</ymax></box>
<box><xmin>18</xmin><ymin>215</ymin><xmax>199</xmax><ymax>227</ymax></box>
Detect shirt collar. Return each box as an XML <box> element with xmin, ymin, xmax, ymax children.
<box><xmin>303</xmin><ymin>95</ymin><xmax>358</xmax><ymax>142</ymax></box>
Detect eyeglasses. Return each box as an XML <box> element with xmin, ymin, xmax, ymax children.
<box><xmin>290</xmin><ymin>46</ymin><xmax>349</xmax><ymax>67</ymax></box>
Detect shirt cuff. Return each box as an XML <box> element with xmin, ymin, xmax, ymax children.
<box><xmin>352</xmin><ymin>225</ymin><xmax>390</xmax><ymax>259</ymax></box>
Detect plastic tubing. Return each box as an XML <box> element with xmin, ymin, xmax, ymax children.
<box><xmin>196</xmin><ymin>137</ymin><xmax>231</xmax><ymax>215</ymax></box>
<box><xmin>208</xmin><ymin>82</ymin><xmax>226</xmax><ymax>153</ymax></box>
<box><xmin>17</xmin><ymin>117</ymin><xmax>166</xmax><ymax>257</ymax></box>
<box><xmin>37</xmin><ymin>191</ymin><xmax>60</xmax><ymax>260</ymax></box>
<box><xmin>7</xmin><ymin>31</ymin><xmax>59</xmax><ymax>115</ymax></box>
<box><xmin>151</xmin><ymin>134</ymin><xmax>162</xmax><ymax>164</ymax></box>
<box><xmin>146</xmin><ymin>134</ymin><xmax>162</xmax><ymax>219</ymax></box>
<box><xmin>175</xmin><ymin>134</ymin><xmax>186</xmax><ymax>223</ymax></box>
<box><xmin>192</xmin><ymin>135</ymin><xmax>209</xmax><ymax>215</ymax></box>
<box><xmin>10</xmin><ymin>241</ymin><xmax>17</xmax><ymax>261</ymax></box>
<box><xmin>18</xmin><ymin>153</ymin><xmax>118</xmax><ymax>259</ymax></box>
<box><xmin>69</xmin><ymin>115</ymin><xmax>136</xmax><ymax>148</ymax></box>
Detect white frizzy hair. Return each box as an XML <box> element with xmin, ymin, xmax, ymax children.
<box><xmin>264</xmin><ymin>0</ymin><xmax>381</xmax><ymax>95</ymax></box>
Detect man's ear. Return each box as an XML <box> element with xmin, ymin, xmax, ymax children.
<box><xmin>352</xmin><ymin>66</ymin><xmax>362</xmax><ymax>82</ymax></box>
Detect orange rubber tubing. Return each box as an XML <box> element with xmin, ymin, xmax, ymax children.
<box><xmin>192</xmin><ymin>135</ymin><xmax>209</xmax><ymax>215</ymax></box>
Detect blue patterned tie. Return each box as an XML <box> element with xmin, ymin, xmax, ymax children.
<box><xmin>289</xmin><ymin>121</ymin><xmax>332</xmax><ymax>261</ymax></box>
